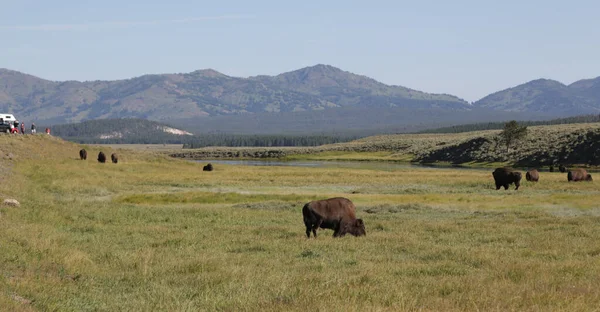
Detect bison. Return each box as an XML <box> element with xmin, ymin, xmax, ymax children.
<box><xmin>302</xmin><ymin>197</ymin><xmax>366</xmax><ymax>238</ymax></box>
<box><xmin>559</xmin><ymin>165</ymin><xmax>567</xmax><ymax>173</ymax></box>
<box><xmin>526</xmin><ymin>169</ymin><xmax>539</xmax><ymax>182</ymax></box>
<box><xmin>97</xmin><ymin>152</ymin><xmax>106</xmax><ymax>163</ymax></box>
<box><xmin>549</xmin><ymin>166</ymin><xmax>554</xmax><ymax>172</ymax></box>
<box><xmin>79</xmin><ymin>149</ymin><xmax>87</xmax><ymax>160</ymax></box>
<box><xmin>492</xmin><ymin>168</ymin><xmax>522</xmax><ymax>190</ymax></box>
<box><xmin>567</xmin><ymin>168</ymin><xmax>593</xmax><ymax>182</ymax></box>
<box><xmin>203</xmin><ymin>163</ymin><xmax>213</xmax><ymax>171</ymax></box>
<box><xmin>111</xmin><ymin>153</ymin><xmax>118</xmax><ymax>164</ymax></box>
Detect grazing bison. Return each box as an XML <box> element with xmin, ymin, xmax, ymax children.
<box><xmin>97</xmin><ymin>152</ymin><xmax>106</xmax><ymax>163</ymax></box>
<box><xmin>302</xmin><ymin>197</ymin><xmax>366</xmax><ymax>238</ymax></box>
<box><xmin>567</xmin><ymin>168</ymin><xmax>593</xmax><ymax>182</ymax></box>
<box><xmin>549</xmin><ymin>166</ymin><xmax>554</xmax><ymax>172</ymax></box>
<box><xmin>492</xmin><ymin>168</ymin><xmax>522</xmax><ymax>190</ymax></box>
<box><xmin>559</xmin><ymin>165</ymin><xmax>567</xmax><ymax>173</ymax></box>
<box><xmin>203</xmin><ymin>163</ymin><xmax>213</xmax><ymax>171</ymax></box>
<box><xmin>79</xmin><ymin>149</ymin><xmax>87</xmax><ymax>160</ymax></box>
<box><xmin>111</xmin><ymin>153</ymin><xmax>118</xmax><ymax>164</ymax></box>
<box><xmin>526</xmin><ymin>169</ymin><xmax>539</xmax><ymax>182</ymax></box>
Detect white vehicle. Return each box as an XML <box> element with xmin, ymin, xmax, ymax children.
<box><xmin>0</xmin><ymin>114</ymin><xmax>16</xmax><ymax>124</ymax></box>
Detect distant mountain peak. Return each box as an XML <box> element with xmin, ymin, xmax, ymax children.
<box><xmin>279</xmin><ymin>64</ymin><xmax>344</xmax><ymax>77</ymax></box>
<box><xmin>473</xmin><ymin>77</ymin><xmax>600</xmax><ymax>115</ymax></box>
<box><xmin>275</xmin><ymin>64</ymin><xmax>374</xmax><ymax>87</ymax></box>
<box><xmin>189</xmin><ymin>68</ymin><xmax>227</xmax><ymax>78</ymax></box>
<box><xmin>302</xmin><ymin>64</ymin><xmax>342</xmax><ymax>72</ymax></box>
<box><xmin>524</xmin><ymin>78</ymin><xmax>565</xmax><ymax>87</ymax></box>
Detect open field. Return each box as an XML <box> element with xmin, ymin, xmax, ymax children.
<box><xmin>1</xmin><ymin>135</ymin><xmax>600</xmax><ymax>311</ymax></box>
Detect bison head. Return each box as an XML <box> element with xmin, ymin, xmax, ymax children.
<box><xmin>340</xmin><ymin>219</ymin><xmax>366</xmax><ymax>237</ymax></box>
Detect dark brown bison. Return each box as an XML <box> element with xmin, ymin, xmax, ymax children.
<box><xmin>526</xmin><ymin>169</ymin><xmax>539</xmax><ymax>182</ymax></box>
<box><xmin>492</xmin><ymin>168</ymin><xmax>522</xmax><ymax>190</ymax></box>
<box><xmin>559</xmin><ymin>165</ymin><xmax>567</xmax><ymax>173</ymax></box>
<box><xmin>111</xmin><ymin>153</ymin><xmax>118</xmax><ymax>164</ymax></box>
<box><xmin>549</xmin><ymin>166</ymin><xmax>554</xmax><ymax>172</ymax></box>
<box><xmin>203</xmin><ymin>163</ymin><xmax>213</xmax><ymax>171</ymax></box>
<box><xmin>79</xmin><ymin>149</ymin><xmax>87</xmax><ymax>160</ymax></box>
<box><xmin>567</xmin><ymin>169</ymin><xmax>593</xmax><ymax>182</ymax></box>
<box><xmin>302</xmin><ymin>197</ymin><xmax>366</xmax><ymax>238</ymax></box>
<box><xmin>97</xmin><ymin>152</ymin><xmax>106</xmax><ymax>163</ymax></box>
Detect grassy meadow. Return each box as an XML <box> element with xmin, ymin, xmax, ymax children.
<box><xmin>1</xmin><ymin>135</ymin><xmax>600</xmax><ymax>311</ymax></box>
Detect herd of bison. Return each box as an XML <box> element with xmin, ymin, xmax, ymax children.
<box><xmin>307</xmin><ymin>167</ymin><xmax>593</xmax><ymax>239</ymax></box>
<box><xmin>492</xmin><ymin>166</ymin><xmax>593</xmax><ymax>190</ymax></box>
<box><xmin>78</xmin><ymin>149</ymin><xmax>118</xmax><ymax>164</ymax></box>
<box><xmin>75</xmin><ymin>148</ymin><xmax>594</xmax><ymax>239</ymax></box>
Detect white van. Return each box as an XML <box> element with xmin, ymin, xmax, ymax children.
<box><xmin>1</xmin><ymin>114</ymin><xmax>16</xmax><ymax>123</ymax></box>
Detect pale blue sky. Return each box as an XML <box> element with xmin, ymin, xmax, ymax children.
<box><xmin>1</xmin><ymin>0</ymin><xmax>599</xmax><ymax>102</ymax></box>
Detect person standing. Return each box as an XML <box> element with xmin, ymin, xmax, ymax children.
<box><xmin>20</xmin><ymin>122</ymin><xmax>25</xmax><ymax>135</ymax></box>
<box><xmin>31</xmin><ymin>122</ymin><xmax>36</xmax><ymax>134</ymax></box>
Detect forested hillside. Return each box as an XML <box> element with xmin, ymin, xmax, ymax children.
<box><xmin>49</xmin><ymin>118</ymin><xmax>360</xmax><ymax>147</ymax></box>
<box><xmin>0</xmin><ymin>65</ymin><xmax>469</xmax><ymax>123</ymax></box>
<box><xmin>473</xmin><ymin>77</ymin><xmax>600</xmax><ymax>115</ymax></box>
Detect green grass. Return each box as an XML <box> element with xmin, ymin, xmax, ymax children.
<box><xmin>1</xmin><ymin>135</ymin><xmax>600</xmax><ymax>311</ymax></box>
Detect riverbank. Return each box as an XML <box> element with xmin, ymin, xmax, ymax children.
<box><xmin>168</xmin><ymin>123</ymin><xmax>600</xmax><ymax>169</ymax></box>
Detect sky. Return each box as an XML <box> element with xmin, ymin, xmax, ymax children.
<box><xmin>1</xmin><ymin>0</ymin><xmax>599</xmax><ymax>102</ymax></box>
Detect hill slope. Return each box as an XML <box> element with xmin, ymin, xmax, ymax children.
<box><xmin>0</xmin><ymin>65</ymin><xmax>469</xmax><ymax>123</ymax></box>
<box><xmin>173</xmin><ymin>123</ymin><xmax>600</xmax><ymax>168</ymax></box>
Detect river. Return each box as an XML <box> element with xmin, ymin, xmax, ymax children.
<box><xmin>194</xmin><ymin>159</ymin><xmax>493</xmax><ymax>172</ymax></box>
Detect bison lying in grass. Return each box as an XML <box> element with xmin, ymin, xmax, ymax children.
<box><xmin>567</xmin><ymin>168</ymin><xmax>593</xmax><ymax>182</ymax></box>
<box><xmin>111</xmin><ymin>153</ymin><xmax>118</xmax><ymax>164</ymax></box>
<box><xmin>302</xmin><ymin>197</ymin><xmax>366</xmax><ymax>238</ymax></box>
<box><xmin>526</xmin><ymin>169</ymin><xmax>539</xmax><ymax>182</ymax></box>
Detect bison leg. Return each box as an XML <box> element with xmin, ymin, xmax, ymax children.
<box><xmin>495</xmin><ymin>182</ymin><xmax>501</xmax><ymax>190</ymax></box>
<box><xmin>503</xmin><ymin>184</ymin><xmax>509</xmax><ymax>190</ymax></box>
<box><xmin>311</xmin><ymin>219</ymin><xmax>323</xmax><ymax>238</ymax></box>
<box><xmin>333</xmin><ymin>220</ymin><xmax>346</xmax><ymax>238</ymax></box>
<box><xmin>305</xmin><ymin>224</ymin><xmax>312</xmax><ymax>238</ymax></box>
<box><xmin>514</xmin><ymin>182</ymin><xmax>520</xmax><ymax>190</ymax></box>
<box><xmin>303</xmin><ymin>218</ymin><xmax>314</xmax><ymax>238</ymax></box>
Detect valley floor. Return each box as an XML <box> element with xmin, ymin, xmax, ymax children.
<box><xmin>1</xmin><ymin>135</ymin><xmax>600</xmax><ymax>311</ymax></box>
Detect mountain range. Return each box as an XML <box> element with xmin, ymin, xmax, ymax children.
<box><xmin>1</xmin><ymin>65</ymin><xmax>599</xmax><ymax>131</ymax></box>
<box><xmin>475</xmin><ymin>78</ymin><xmax>600</xmax><ymax>115</ymax></box>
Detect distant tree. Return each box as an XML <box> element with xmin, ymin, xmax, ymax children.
<box><xmin>499</xmin><ymin>120</ymin><xmax>528</xmax><ymax>153</ymax></box>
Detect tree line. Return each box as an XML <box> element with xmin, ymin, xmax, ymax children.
<box><xmin>57</xmin><ymin>133</ymin><xmax>359</xmax><ymax>147</ymax></box>
<box><xmin>49</xmin><ymin>118</ymin><xmax>361</xmax><ymax>147</ymax></box>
